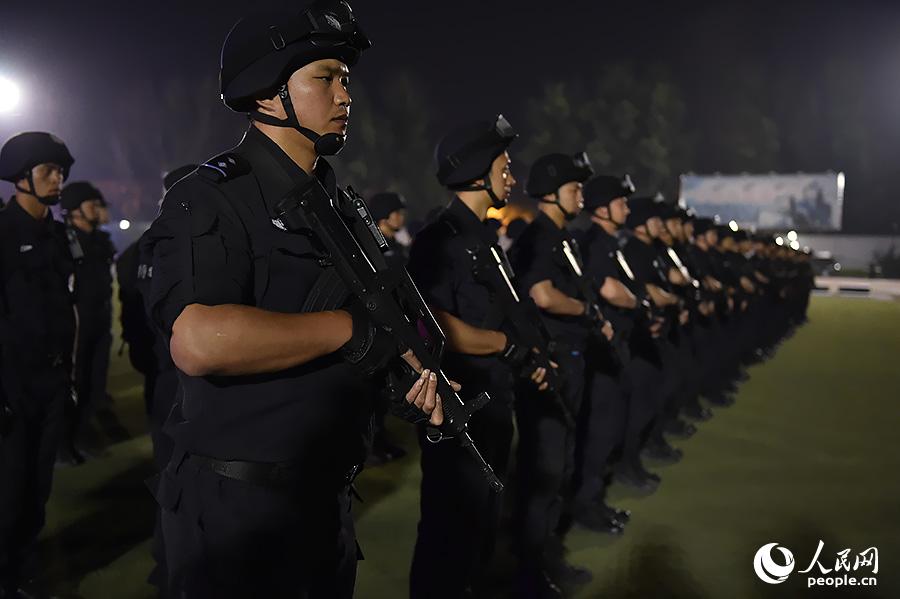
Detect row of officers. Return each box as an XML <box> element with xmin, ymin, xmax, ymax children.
<box><xmin>0</xmin><ymin>2</ymin><xmax>814</xmax><ymax>598</ymax></box>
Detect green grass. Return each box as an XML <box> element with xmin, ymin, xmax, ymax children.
<box><xmin>40</xmin><ymin>296</ymin><xmax>900</xmax><ymax>598</ymax></box>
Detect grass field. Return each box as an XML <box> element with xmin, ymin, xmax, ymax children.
<box><xmin>36</xmin><ymin>296</ymin><xmax>900</xmax><ymax>598</ymax></box>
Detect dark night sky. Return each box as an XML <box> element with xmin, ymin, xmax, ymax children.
<box><xmin>2</xmin><ymin>0</ymin><xmax>900</xmax><ymax>232</ymax></box>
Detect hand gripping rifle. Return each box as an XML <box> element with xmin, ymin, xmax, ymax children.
<box><xmin>556</xmin><ymin>239</ymin><xmax>630</xmax><ymax>363</ymax></box>
<box><xmin>467</xmin><ymin>244</ymin><xmax>575</xmax><ymax>428</ymax></box>
<box><xmin>275</xmin><ymin>180</ymin><xmax>503</xmax><ymax>493</ymax></box>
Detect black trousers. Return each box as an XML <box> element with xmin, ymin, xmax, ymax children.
<box><xmin>66</xmin><ymin>308</ymin><xmax>112</xmax><ymax>451</ymax></box>
<box><xmin>0</xmin><ymin>364</ymin><xmax>67</xmax><ymax>590</ymax></box>
<box><xmin>574</xmin><ymin>368</ymin><xmax>626</xmax><ymax>508</ymax></box>
<box><xmin>620</xmin><ymin>355</ymin><xmax>663</xmax><ymax>471</ymax></box>
<box><xmin>156</xmin><ymin>451</ymin><xmax>359</xmax><ymax>599</ymax></box>
<box><xmin>147</xmin><ymin>369</ymin><xmax>179</xmax><ymax>595</ymax></box>
<box><xmin>513</xmin><ymin>346</ymin><xmax>585</xmax><ymax>567</ymax></box>
<box><xmin>410</xmin><ymin>393</ymin><xmax>514</xmax><ymax>599</ymax></box>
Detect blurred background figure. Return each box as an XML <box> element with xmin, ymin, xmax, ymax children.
<box><xmin>59</xmin><ymin>181</ymin><xmax>117</xmax><ymax>464</ymax></box>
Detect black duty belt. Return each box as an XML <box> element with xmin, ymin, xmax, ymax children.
<box><xmin>184</xmin><ymin>453</ymin><xmax>362</xmax><ymax>491</ymax></box>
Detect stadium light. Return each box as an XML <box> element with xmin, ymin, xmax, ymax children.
<box><xmin>790</xmin><ymin>240</ymin><xmax>800</xmax><ymax>251</ymax></box>
<box><xmin>119</xmin><ymin>219</ymin><xmax>131</xmax><ymax>231</ymax></box>
<box><xmin>728</xmin><ymin>220</ymin><xmax>739</xmax><ymax>232</ymax></box>
<box><xmin>775</xmin><ymin>237</ymin><xmax>784</xmax><ymax>246</ymax></box>
<box><xmin>0</xmin><ymin>76</ymin><xmax>21</xmax><ymax>114</ymax></box>
<box><xmin>787</xmin><ymin>230</ymin><xmax>798</xmax><ymax>242</ymax></box>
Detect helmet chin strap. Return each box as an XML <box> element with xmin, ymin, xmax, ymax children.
<box><xmin>456</xmin><ymin>173</ymin><xmax>506</xmax><ymax>209</ymax></box>
<box><xmin>15</xmin><ymin>172</ymin><xmax>60</xmax><ymax>206</ymax></box>
<box><xmin>251</xmin><ymin>84</ymin><xmax>347</xmax><ymax>156</ymax></box>
<box><xmin>540</xmin><ymin>193</ymin><xmax>576</xmax><ymax>222</ymax></box>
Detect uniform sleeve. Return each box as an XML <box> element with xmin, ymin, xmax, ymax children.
<box><xmin>622</xmin><ymin>241</ymin><xmax>657</xmax><ymax>286</ymax></box>
<box><xmin>510</xmin><ymin>231</ymin><xmax>557</xmax><ymax>294</ymax></box>
<box><xmin>406</xmin><ymin>226</ymin><xmax>458</xmax><ymax>314</ymax></box>
<box><xmin>583</xmin><ymin>244</ymin><xmax>620</xmax><ymax>284</ymax></box>
<box><xmin>141</xmin><ymin>178</ymin><xmax>253</xmax><ymax>335</ymax></box>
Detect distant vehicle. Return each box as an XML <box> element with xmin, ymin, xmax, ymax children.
<box><xmin>811</xmin><ymin>250</ymin><xmax>841</xmax><ymax>276</ymax></box>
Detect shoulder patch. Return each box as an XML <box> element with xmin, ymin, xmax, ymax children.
<box><xmin>198</xmin><ymin>153</ymin><xmax>251</xmax><ymax>183</ymax></box>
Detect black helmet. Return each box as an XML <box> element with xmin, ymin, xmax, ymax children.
<box><xmin>61</xmin><ymin>181</ymin><xmax>103</xmax><ymax>212</ymax></box>
<box><xmin>527</xmin><ymin>151</ymin><xmax>593</xmax><ymax>221</ymax></box>
<box><xmin>692</xmin><ymin>217</ymin><xmax>715</xmax><ymax>235</ymax></box>
<box><xmin>624</xmin><ymin>196</ymin><xmax>657</xmax><ymax>229</ymax></box>
<box><xmin>163</xmin><ymin>164</ymin><xmax>199</xmax><ymax>192</ymax></box>
<box><xmin>220</xmin><ymin>0</ymin><xmax>371</xmax><ymax>156</ymax></box>
<box><xmin>434</xmin><ymin>114</ymin><xmax>517</xmax><ymax>208</ymax></box>
<box><xmin>583</xmin><ymin>174</ymin><xmax>635</xmax><ymax>211</ymax></box>
<box><xmin>0</xmin><ymin>132</ymin><xmax>74</xmax><ymax>206</ymax></box>
<box><xmin>526</xmin><ymin>152</ymin><xmax>593</xmax><ymax>197</ymax></box>
<box><xmin>435</xmin><ymin>115</ymin><xmax>517</xmax><ymax>188</ymax></box>
<box><xmin>369</xmin><ymin>192</ymin><xmax>407</xmax><ymax>221</ymax></box>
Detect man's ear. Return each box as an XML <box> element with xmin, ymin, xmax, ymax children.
<box><xmin>256</xmin><ymin>93</ymin><xmax>284</xmax><ymax>118</ymax></box>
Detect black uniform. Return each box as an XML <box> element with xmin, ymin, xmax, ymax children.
<box><xmin>117</xmin><ymin>239</ymin><xmax>179</xmax><ymax>471</ymax></box>
<box><xmin>407</xmin><ymin>197</ymin><xmax>515</xmax><ymax>599</ymax></box>
<box><xmin>618</xmin><ymin>233</ymin><xmax>671</xmax><ymax>476</ymax></box>
<box><xmin>508</xmin><ymin>212</ymin><xmax>589</xmax><ymax>569</ymax></box>
<box><xmin>574</xmin><ymin>225</ymin><xmax>635</xmax><ymax>510</ymax></box>
<box><xmin>143</xmin><ymin>127</ymin><xmax>370</xmax><ymax>599</ymax></box>
<box><xmin>0</xmin><ymin>199</ymin><xmax>76</xmax><ymax>592</ymax></box>
<box><xmin>64</xmin><ymin>226</ymin><xmax>115</xmax><ymax>455</ymax></box>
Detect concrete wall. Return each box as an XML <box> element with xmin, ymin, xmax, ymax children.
<box><xmin>796</xmin><ymin>235</ymin><xmax>898</xmax><ymax>270</ymax></box>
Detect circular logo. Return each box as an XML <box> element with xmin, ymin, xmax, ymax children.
<box><xmin>753</xmin><ymin>542</ymin><xmax>795</xmax><ymax>584</ymax></box>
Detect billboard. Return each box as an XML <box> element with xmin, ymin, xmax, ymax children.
<box><xmin>678</xmin><ymin>172</ymin><xmax>844</xmax><ymax>232</ymax></box>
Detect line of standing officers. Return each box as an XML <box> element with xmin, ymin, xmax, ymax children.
<box><xmin>0</xmin><ymin>1</ymin><xmax>814</xmax><ymax>598</ymax></box>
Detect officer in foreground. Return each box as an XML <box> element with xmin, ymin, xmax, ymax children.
<box><xmin>0</xmin><ymin>132</ymin><xmax>77</xmax><ymax>598</ymax></box>
<box><xmin>143</xmin><ymin>3</ymin><xmax>438</xmax><ymax>596</ymax></box>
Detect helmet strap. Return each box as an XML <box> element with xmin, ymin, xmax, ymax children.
<box><xmin>15</xmin><ymin>171</ymin><xmax>60</xmax><ymax>206</ymax></box>
<box><xmin>250</xmin><ymin>85</ymin><xmax>346</xmax><ymax>156</ymax></box>
<box><xmin>539</xmin><ymin>193</ymin><xmax>575</xmax><ymax>221</ymax></box>
<box><xmin>456</xmin><ymin>172</ymin><xmax>505</xmax><ymax>209</ymax></box>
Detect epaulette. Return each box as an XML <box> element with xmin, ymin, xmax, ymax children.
<box><xmin>198</xmin><ymin>153</ymin><xmax>251</xmax><ymax>183</ymax></box>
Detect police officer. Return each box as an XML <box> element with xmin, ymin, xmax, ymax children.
<box><xmin>366</xmin><ymin>192</ymin><xmax>409</xmax><ymax>464</ymax></box>
<box><xmin>572</xmin><ymin>174</ymin><xmax>643</xmax><ymax>533</ymax></box>
<box><xmin>407</xmin><ymin>115</ymin><xmax>549</xmax><ymax>599</ymax></box>
<box><xmin>118</xmin><ymin>165</ymin><xmax>195</xmax><ymax>594</ymax></box>
<box><xmin>613</xmin><ymin>196</ymin><xmax>681</xmax><ymax>490</ymax></box>
<box><xmin>59</xmin><ymin>181</ymin><xmax>116</xmax><ymax>463</ymax></box>
<box><xmin>142</xmin><ymin>3</ymin><xmax>439</xmax><ymax>597</ymax></box>
<box><xmin>119</xmin><ymin>165</ymin><xmax>196</xmax><ymax>472</ymax></box>
<box><xmin>508</xmin><ymin>152</ymin><xmax>602</xmax><ymax>596</ymax></box>
<box><xmin>0</xmin><ymin>132</ymin><xmax>77</xmax><ymax>597</ymax></box>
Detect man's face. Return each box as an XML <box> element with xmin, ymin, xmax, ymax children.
<box><xmin>705</xmin><ymin>230</ymin><xmax>718</xmax><ymax>246</ymax></box>
<box><xmin>609</xmin><ymin>197</ymin><xmax>629</xmax><ymax>225</ymax></box>
<box><xmin>97</xmin><ymin>205</ymin><xmax>110</xmax><ymax>225</ymax></box>
<box><xmin>487</xmin><ymin>151</ymin><xmax>516</xmax><ymax>202</ymax></box>
<box><xmin>557</xmin><ymin>180</ymin><xmax>584</xmax><ymax>217</ymax></box>
<box><xmin>79</xmin><ymin>198</ymin><xmax>102</xmax><ymax>224</ymax></box>
<box><xmin>284</xmin><ymin>58</ymin><xmax>352</xmax><ymax>138</ymax></box>
<box><xmin>666</xmin><ymin>217</ymin><xmax>683</xmax><ymax>240</ymax></box>
<box><xmin>683</xmin><ymin>221</ymin><xmax>694</xmax><ymax>239</ymax></box>
<box><xmin>20</xmin><ymin>163</ymin><xmax>64</xmax><ymax>198</ymax></box>
<box><xmin>646</xmin><ymin>216</ymin><xmax>664</xmax><ymax>238</ymax></box>
<box><xmin>386</xmin><ymin>209</ymin><xmax>406</xmax><ymax>232</ymax></box>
